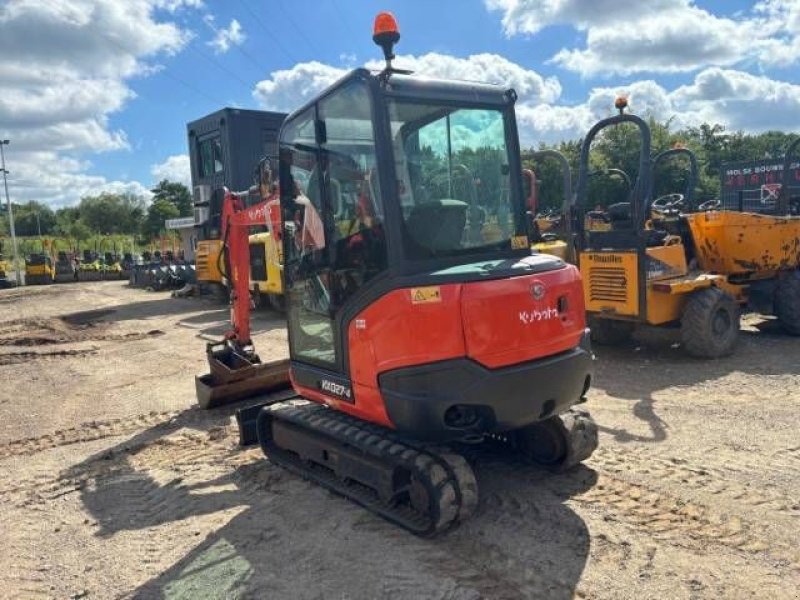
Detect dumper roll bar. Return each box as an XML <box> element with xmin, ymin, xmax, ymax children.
<box><xmin>651</xmin><ymin>147</ymin><xmax>699</xmax><ymax>209</ymax></box>
<box><xmin>529</xmin><ymin>149</ymin><xmax>573</xmax><ymax>216</ymax></box>
<box><xmin>574</xmin><ymin>113</ymin><xmax>652</xmax><ymax>233</ymax></box>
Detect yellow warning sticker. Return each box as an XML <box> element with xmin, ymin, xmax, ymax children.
<box><xmin>410</xmin><ymin>286</ymin><xmax>442</xmax><ymax>304</ymax></box>
<box><xmin>511</xmin><ymin>235</ymin><xmax>529</xmax><ymax>250</ymax></box>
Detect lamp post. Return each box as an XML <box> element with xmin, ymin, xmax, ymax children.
<box><xmin>0</xmin><ymin>140</ymin><xmax>21</xmax><ymax>286</ymax></box>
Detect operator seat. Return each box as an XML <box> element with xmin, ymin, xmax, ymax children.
<box><xmin>604</xmin><ymin>201</ymin><xmax>671</xmax><ymax>247</ymax></box>
<box><xmin>406</xmin><ymin>199</ymin><xmax>468</xmax><ymax>255</ymax></box>
<box><xmin>607</xmin><ymin>202</ymin><xmax>632</xmax><ymax>229</ymax></box>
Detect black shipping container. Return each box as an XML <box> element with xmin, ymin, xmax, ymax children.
<box><xmin>187</xmin><ymin>108</ymin><xmax>286</xmax><ymax>240</ymax></box>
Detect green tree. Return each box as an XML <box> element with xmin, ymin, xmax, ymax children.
<box><xmin>54</xmin><ymin>206</ymin><xmax>81</xmax><ymax>236</ymax></box>
<box><xmin>67</xmin><ymin>219</ymin><xmax>92</xmax><ymax>244</ymax></box>
<box><xmin>78</xmin><ymin>193</ymin><xmax>144</xmax><ymax>235</ymax></box>
<box><xmin>143</xmin><ymin>198</ymin><xmax>179</xmax><ymax>239</ymax></box>
<box><xmin>13</xmin><ymin>201</ymin><xmax>55</xmax><ymax>236</ymax></box>
<box><xmin>151</xmin><ymin>180</ymin><xmax>192</xmax><ymax>217</ymax></box>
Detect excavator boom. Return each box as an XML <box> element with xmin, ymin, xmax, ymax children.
<box><xmin>195</xmin><ymin>183</ymin><xmax>291</xmax><ymax>409</ymax></box>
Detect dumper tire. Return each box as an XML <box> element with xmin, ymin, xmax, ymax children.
<box><xmin>680</xmin><ymin>287</ymin><xmax>739</xmax><ymax>358</ymax></box>
<box><xmin>775</xmin><ymin>272</ymin><xmax>800</xmax><ymax>336</ymax></box>
<box><xmin>589</xmin><ymin>317</ymin><xmax>635</xmax><ymax>346</ymax></box>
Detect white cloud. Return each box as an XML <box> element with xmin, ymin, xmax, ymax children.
<box><xmin>368</xmin><ymin>53</ymin><xmax>562</xmax><ymax>104</ymax></box>
<box><xmin>671</xmin><ymin>68</ymin><xmax>800</xmax><ymax>132</ymax></box>
<box><xmin>255</xmin><ymin>54</ymin><xmax>800</xmax><ymax>147</ymax></box>
<box><xmin>253</xmin><ymin>52</ymin><xmax>561</xmax><ymax>111</ymax></box>
<box><xmin>486</xmin><ymin>0</ymin><xmax>800</xmax><ymax>76</ymax></box>
<box><xmin>151</xmin><ymin>154</ymin><xmax>191</xmax><ymax>187</ymax></box>
<box><xmin>206</xmin><ymin>17</ymin><xmax>245</xmax><ymax>54</ymax></box>
<box><xmin>0</xmin><ymin>0</ymin><xmax>198</xmax><ymax>207</ymax></box>
<box><xmin>515</xmin><ymin>80</ymin><xmax>674</xmax><ymax>145</ymax></box>
<box><xmin>254</xmin><ymin>61</ymin><xmax>348</xmax><ymax>111</ymax></box>
<box><xmin>551</xmin><ymin>7</ymin><xmax>747</xmax><ymax>76</ymax></box>
<box><xmin>485</xmin><ymin>0</ymin><xmax>680</xmax><ymax>36</ymax></box>
<box><xmin>5</xmin><ymin>150</ymin><xmax>153</xmax><ymax>208</ymax></box>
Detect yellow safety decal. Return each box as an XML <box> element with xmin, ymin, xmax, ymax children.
<box><xmin>511</xmin><ymin>235</ymin><xmax>529</xmax><ymax>250</ymax></box>
<box><xmin>410</xmin><ymin>286</ymin><xmax>442</xmax><ymax>304</ymax></box>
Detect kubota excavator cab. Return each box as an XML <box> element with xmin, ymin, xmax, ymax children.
<box><xmin>203</xmin><ymin>12</ymin><xmax>599</xmax><ymax>536</ymax></box>
<box><xmin>275</xmin><ymin>64</ymin><xmax>596</xmax><ymax>440</ymax></box>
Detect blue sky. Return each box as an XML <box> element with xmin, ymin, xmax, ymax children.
<box><xmin>2</xmin><ymin>0</ymin><xmax>799</xmax><ymax>206</ymax></box>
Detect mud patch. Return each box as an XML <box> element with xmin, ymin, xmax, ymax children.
<box><xmin>0</xmin><ymin>316</ymin><xmax>163</xmax><ymax>347</ymax></box>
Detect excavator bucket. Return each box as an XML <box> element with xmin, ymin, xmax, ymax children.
<box><xmin>195</xmin><ymin>341</ymin><xmax>291</xmax><ymax>409</ymax></box>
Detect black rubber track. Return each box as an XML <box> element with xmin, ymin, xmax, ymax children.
<box><xmin>775</xmin><ymin>273</ymin><xmax>800</xmax><ymax>335</ymax></box>
<box><xmin>256</xmin><ymin>401</ymin><xmax>477</xmax><ymax>537</ymax></box>
<box><xmin>680</xmin><ymin>287</ymin><xmax>740</xmax><ymax>358</ymax></box>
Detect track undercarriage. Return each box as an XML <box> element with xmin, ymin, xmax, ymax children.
<box><xmin>241</xmin><ymin>397</ymin><xmax>598</xmax><ymax>536</ymax></box>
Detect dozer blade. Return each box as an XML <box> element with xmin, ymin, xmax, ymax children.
<box><xmin>196</xmin><ymin>342</ymin><xmax>291</xmax><ymax>409</ymax></box>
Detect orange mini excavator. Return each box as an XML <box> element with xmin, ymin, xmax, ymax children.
<box><xmin>197</xmin><ymin>12</ymin><xmax>598</xmax><ymax>536</ymax></box>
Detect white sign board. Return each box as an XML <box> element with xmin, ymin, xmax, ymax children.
<box><xmin>165</xmin><ymin>217</ymin><xmax>196</xmax><ymax>230</ymax></box>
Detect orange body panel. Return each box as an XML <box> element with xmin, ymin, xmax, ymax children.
<box><xmin>461</xmin><ymin>265</ymin><xmax>585</xmax><ymax>368</ymax></box>
<box><xmin>685</xmin><ymin>211</ymin><xmax>800</xmax><ymax>274</ymax></box>
<box><xmin>336</xmin><ymin>264</ymin><xmax>587</xmax><ymax>428</ymax></box>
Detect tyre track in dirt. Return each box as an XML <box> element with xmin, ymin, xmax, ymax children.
<box><xmin>0</xmin><ymin>425</ymin><xmax>261</xmax><ymax>510</ymax></box>
<box><xmin>0</xmin><ymin>410</ymin><xmax>188</xmax><ymax>461</ymax></box>
<box><xmin>0</xmin><ymin>348</ymin><xmax>98</xmax><ymax>366</ymax></box>
<box><xmin>573</xmin><ymin>473</ymin><xmax>799</xmax><ymax>569</ymax></box>
<box><xmin>452</xmin><ymin>451</ymin><xmax>799</xmax><ymax>578</ymax></box>
<box><xmin>2</xmin><ymin>412</ymin><xmax>798</xmax><ymax>597</ymax></box>
<box><xmin>591</xmin><ymin>446</ymin><xmax>800</xmax><ymax>517</ymax></box>
<box><xmin>4</xmin><ymin>420</ymin><xmax>797</xmax><ymax>572</ymax></box>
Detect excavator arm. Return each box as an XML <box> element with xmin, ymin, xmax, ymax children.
<box><xmin>219</xmin><ymin>187</ymin><xmax>281</xmax><ymax>346</ymax></box>
<box><xmin>195</xmin><ymin>170</ymin><xmax>291</xmax><ymax>410</ymax></box>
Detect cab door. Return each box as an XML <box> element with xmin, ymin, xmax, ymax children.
<box><xmin>279</xmin><ymin>78</ymin><xmax>388</xmax><ymax>375</ymax></box>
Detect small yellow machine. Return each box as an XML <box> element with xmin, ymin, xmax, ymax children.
<box><xmin>574</xmin><ymin>100</ymin><xmax>743</xmax><ymax>358</ymax></box>
<box><xmin>25</xmin><ymin>253</ymin><xmax>55</xmax><ymax>285</ymax></box>
<box><xmin>0</xmin><ymin>240</ymin><xmax>9</xmax><ymax>286</ymax></box>
<box><xmin>248</xmin><ymin>230</ymin><xmax>284</xmax><ymax>310</ymax></box>
<box><xmin>195</xmin><ymin>238</ymin><xmax>224</xmax><ymax>290</ymax></box>
<box><xmin>77</xmin><ymin>250</ymin><xmax>103</xmax><ymax>281</ymax></box>
<box><xmin>682</xmin><ymin>137</ymin><xmax>800</xmax><ymax>335</ymax></box>
<box><xmin>526</xmin><ymin>150</ymin><xmax>571</xmax><ymax>261</ymax></box>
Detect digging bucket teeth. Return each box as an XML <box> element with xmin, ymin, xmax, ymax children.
<box><xmin>195</xmin><ymin>340</ymin><xmax>291</xmax><ymax>409</ymax></box>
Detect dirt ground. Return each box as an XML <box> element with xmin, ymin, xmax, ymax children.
<box><xmin>0</xmin><ymin>281</ymin><xmax>797</xmax><ymax>599</ymax></box>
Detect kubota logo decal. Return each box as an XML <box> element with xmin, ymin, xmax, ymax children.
<box><xmin>519</xmin><ymin>308</ymin><xmax>559</xmax><ymax>324</ymax></box>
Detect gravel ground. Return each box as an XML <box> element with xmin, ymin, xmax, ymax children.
<box><xmin>0</xmin><ymin>281</ymin><xmax>797</xmax><ymax>599</ymax></box>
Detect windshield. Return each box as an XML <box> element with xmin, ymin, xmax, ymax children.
<box><xmin>388</xmin><ymin>101</ymin><xmax>517</xmax><ymax>260</ymax></box>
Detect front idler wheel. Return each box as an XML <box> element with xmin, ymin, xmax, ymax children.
<box><xmin>515</xmin><ymin>409</ymin><xmax>598</xmax><ymax>472</ymax></box>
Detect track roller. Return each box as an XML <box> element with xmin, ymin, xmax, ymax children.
<box><xmin>513</xmin><ymin>408</ymin><xmax>598</xmax><ymax>472</ymax></box>
<box><xmin>256</xmin><ymin>401</ymin><xmax>477</xmax><ymax>536</ymax></box>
